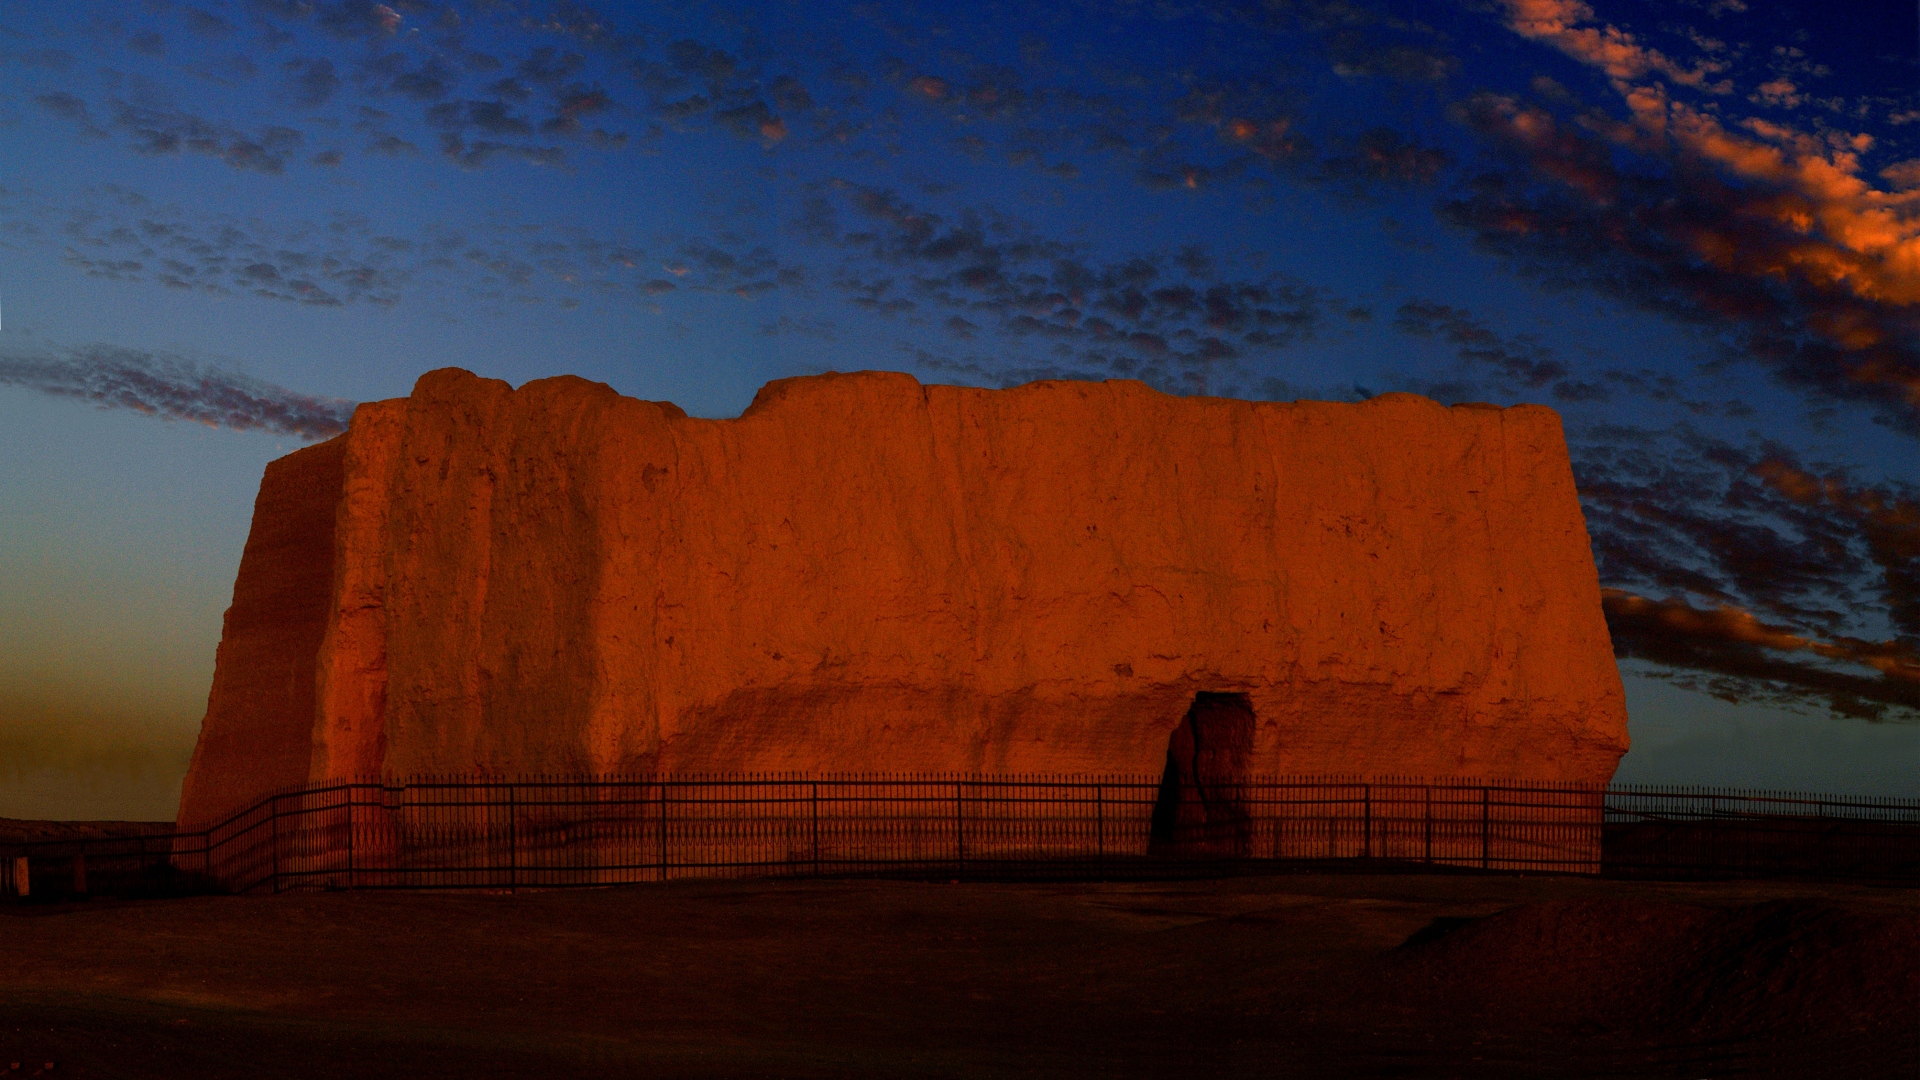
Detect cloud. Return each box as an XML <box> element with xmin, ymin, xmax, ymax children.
<box><xmin>1319</xmin><ymin>128</ymin><xmax>1454</xmax><ymax>188</ymax></box>
<box><xmin>1568</xmin><ymin>420</ymin><xmax>1920</xmax><ymax>718</ymax></box>
<box><xmin>366</xmin><ymin>132</ymin><xmax>417</xmax><ymax>155</ymax></box>
<box><xmin>1325</xmin><ymin>35</ymin><xmax>1458</xmax><ymax>83</ymax></box>
<box><xmin>620</xmin><ymin>35</ymin><xmax>807</xmax><ymax>146</ymax></box>
<box><xmin>282</xmin><ymin>57</ymin><xmax>341</xmax><ymax>107</ymax></box>
<box><xmin>96</xmin><ymin>100</ymin><xmax>305</xmax><ymax>174</ymax></box>
<box><xmin>436</xmin><ymin>135</ymin><xmax>565</xmax><ymax>170</ymax></box>
<box><xmin>184</xmin><ymin>9</ymin><xmax>236</xmax><ymax>36</ymax></box>
<box><xmin>33</xmin><ymin>92</ymin><xmax>106</xmax><ymax>137</ymax></box>
<box><xmin>1603</xmin><ymin>590</ymin><xmax>1920</xmax><ymax>721</ymax></box>
<box><xmin>367</xmin><ymin>52</ymin><xmax>455</xmax><ymax>100</ymax></box>
<box><xmin>311</xmin><ymin>0</ymin><xmax>406</xmax><ymax>39</ymax></box>
<box><xmin>16</xmin><ymin>48</ymin><xmax>76</xmax><ymax>69</ymax></box>
<box><xmin>55</xmin><ymin>196</ymin><xmax>409</xmax><ymax>306</ymax></box>
<box><xmin>520</xmin><ymin>46</ymin><xmax>588</xmax><ymax>86</ymax></box>
<box><xmin>427</xmin><ymin>99</ymin><xmax>535</xmax><ymax>137</ymax></box>
<box><xmin>127</xmin><ymin>31</ymin><xmax>167</xmax><ymax>58</ymax></box>
<box><xmin>1751</xmin><ymin>457</ymin><xmax>1920</xmax><ymax>640</ymax></box>
<box><xmin>0</xmin><ymin>344</ymin><xmax>354</xmax><ymax>440</ymax></box>
<box><xmin>1576</xmin><ymin>427</ymin><xmax>1870</xmax><ymax>628</ymax></box>
<box><xmin>1445</xmin><ymin>89</ymin><xmax>1920</xmax><ymax>432</ymax></box>
<box><xmin>1392</xmin><ymin>300</ymin><xmax>1573</xmax><ymax>391</ymax></box>
<box><xmin>802</xmin><ymin>182</ymin><xmax>1331</xmax><ymax>394</ymax></box>
<box><xmin>1499</xmin><ymin>0</ymin><xmax>1731</xmax><ymax>91</ymax></box>
<box><xmin>30</xmin><ymin>184</ymin><xmax>809</xmax><ymax>312</ymax></box>
<box><xmin>188</xmin><ymin>55</ymin><xmax>260</xmax><ymax>87</ymax></box>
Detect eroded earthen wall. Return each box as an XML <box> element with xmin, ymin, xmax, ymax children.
<box><xmin>178</xmin><ymin>368</ymin><xmax>1629</xmax><ymax>829</ymax></box>
<box><xmin>177</xmin><ymin>437</ymin><xmax>346</xmax><ymax>827</ymax></box>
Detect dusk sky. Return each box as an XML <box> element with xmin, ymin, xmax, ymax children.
<box><xmin>2</xmin><ymin>0</ymin><xmax>1917</xmax><ymax>820</ymax></box>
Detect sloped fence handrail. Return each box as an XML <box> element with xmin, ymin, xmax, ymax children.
<box><xmin>3</xmin><ymin>775</ymin><xmax>1916</xmax><ymax>900</ymax></box>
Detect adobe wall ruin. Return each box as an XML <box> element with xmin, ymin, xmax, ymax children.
<box><xmin>177</xmin><ymin>368</ymin><xmax>1628</xmax><ymax>829</ymax></box>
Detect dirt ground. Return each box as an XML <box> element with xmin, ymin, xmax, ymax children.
<box><xmin>2</xmin><ymin>870</ymin><xmax>1914</xmax><ymax>1079</ymax></box>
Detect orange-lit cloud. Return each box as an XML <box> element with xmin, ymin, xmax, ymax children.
<box><xmin>1494</xmin><ymin>0</ymin><xmax>1920</xmax><ymax>318</ymax></box>
<box><xmin>1485</xmin><ymin>0</ymin><xmax>1920</xmax><ymax>422</ymax></box>
<box><xmin>1449</xmin><ymin>85</ymin><xmax>1920</xmax><ymax>426</ymax></box>
<box><xmin>1500</xmin><ymin>0</ymin><xmax>1731</xmax><ymax>91</ymax></box>
<box><xmin>1572</xmin><ymin>419</ymin><xmax>1920</xmax><ymax>719</ymax></box>
<box><xmin>1602</xmin><ymin>589</ymin><xmax>1920</xmax><ymax>719</ymax></box>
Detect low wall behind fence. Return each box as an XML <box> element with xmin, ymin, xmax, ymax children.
<box><xmin>4</xmin><ymin>776</ymin><xmax>1917</xmax><ymax>898</ymax></box>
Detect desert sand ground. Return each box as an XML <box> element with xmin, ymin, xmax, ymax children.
<box><xmin>2</xmin><ymin>870</ymin><xmax>1915</xmax><ymax>1079</ymax></box>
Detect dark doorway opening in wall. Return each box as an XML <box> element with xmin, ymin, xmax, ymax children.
<box><xmin>1149</xmin><ymin>692</ymin><xmax>1256</xmax><ymax>857</ymax></box>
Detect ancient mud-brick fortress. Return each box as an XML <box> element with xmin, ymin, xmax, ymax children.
<box><xmin>177</xmin><ymin>369</ymin><xmax>1627</xmax><ymax>830</ymax></box>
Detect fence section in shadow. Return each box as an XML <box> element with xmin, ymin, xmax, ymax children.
<box><xmin>1604</xmin><ymin>788</ymin><xmax>1920</xmax><ymax>883</ymax></box>
<box><xmin>5</xmin><ymin>776</ymin><xmax>1916</xmax><ymax>899</ymax></box>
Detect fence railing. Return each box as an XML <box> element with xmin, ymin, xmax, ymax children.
<box><xmin>3</xmin><ymin>776</ymin><xmax>1916</xmax><ymax>900</ymax></box>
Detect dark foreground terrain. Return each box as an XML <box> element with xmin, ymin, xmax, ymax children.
<box><xmin>2</xmin><ymin>871</ymin><xmax>1915</xmax><ymax>1079</ymax></box>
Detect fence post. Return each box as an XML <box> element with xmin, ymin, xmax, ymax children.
<box><xmin>346</xmin><ymin>785</ymin><xmax>356</xmax><ymax>890</ymax></box>
<box><xmin>1481</xmin><ymin>786</ymin><xmax>1490</xmax><ymax>870</ymax></box>
<box><xmin>1095</xmin><ymin>784</ymin><xmax>1104</xmax><ymax>876</ymax></box>
<box><xmin>955</xmin><ymin>782</ymin><xmax>965</xmax><ymax>871</ymax></box>
<box><xmin>659</xmin><ymin>781</ymin><xmax>669</xmax><ymax>881</ymax></box>
<box><xmin>508</xmin><ymin>783</ymin><xmax>518</xmax><ymax>893</ymax></box>
<box><xmin>271</xmin><ymin>795</ymin><xmax>281</xmax><ymax>894</ymax></box>
<box><xmin>1424</xmin><ymin>786</ymin><xmax>1432</xmax><ymax>865</ymax></box>
<box><xmin>1363</xmin><ymin>784</ymin><xmax>1372</xmax><ymax>860</ymax></box>
<box><xmin>811</xmin><ymin>782</ymin><xmax>820</xmax><ymax>878</ymax></box>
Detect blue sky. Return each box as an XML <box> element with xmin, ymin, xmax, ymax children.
<box><xmin>2</xmin><ymin>0</ymin><xmax>1917</xmax><ymax>819</ymax></box>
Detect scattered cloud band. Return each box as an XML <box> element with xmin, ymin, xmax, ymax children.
<box><xmin>0</xmin><ymin>344</ymin><xmax>354</xmax><ymax>440</ymax></box>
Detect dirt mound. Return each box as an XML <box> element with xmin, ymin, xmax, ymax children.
<box><xmin>1387</xmin><ymin>897</ymin><xmax>1920</xmax><ymax>1039</ymax></box>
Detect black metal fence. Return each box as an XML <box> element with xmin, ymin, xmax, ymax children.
<box><xmin>3</xmin><ymin>775</ymin><xmax>1916</xmax><ymax>900</ymax></box>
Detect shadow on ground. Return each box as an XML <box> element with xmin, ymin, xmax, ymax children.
<box><xmin>2</xmin><ymin>873</ymin><xmax>1914</xmax><ymax>1078</ymax></box>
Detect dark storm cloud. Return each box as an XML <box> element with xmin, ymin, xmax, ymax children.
<box><xmin>1446</xmin><ymin>91</ymin><xmax>1920</xmax><ymax>434</ymax></box>
<box><xmin>0</xmin><ymin>344</ymin><xmax>355</xmax><ymax>440</ymax></box>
